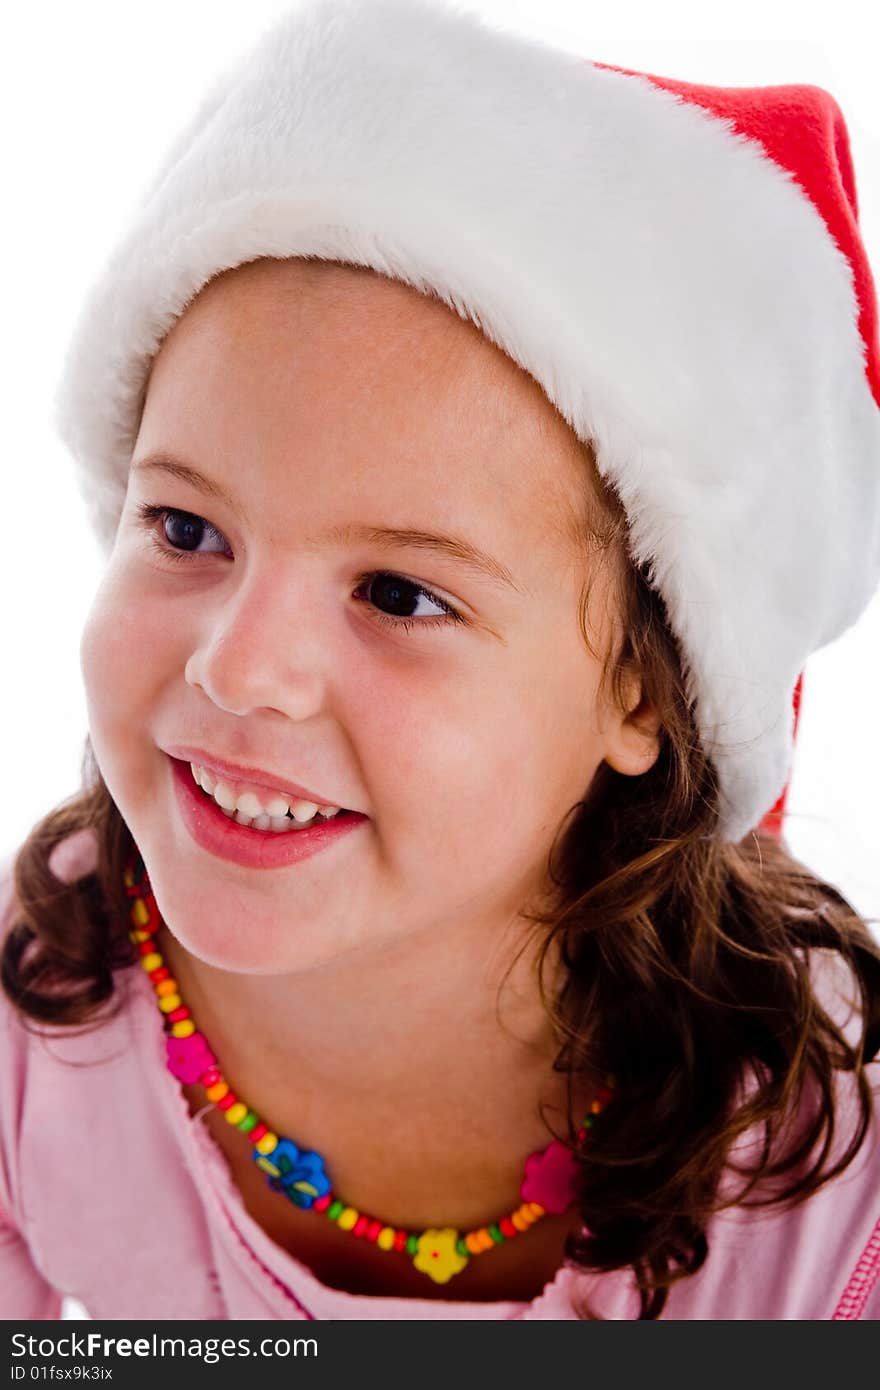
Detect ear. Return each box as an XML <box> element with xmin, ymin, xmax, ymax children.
<box><xmin>602</xmin><ymin>666</ymin><xmax>663</xmax><ymax>778</ymax></box>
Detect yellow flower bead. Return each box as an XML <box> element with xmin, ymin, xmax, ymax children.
<box><xmin>131</xmin><ymin>899</ymin><xmax>151</xmax><ymax>927</ymax></box>
<box><xmin>225</xmin><ymin>1102</ymin><xmax>248</xmax><ymax>1126</ymax></box>
<box><xmin>158</xmin><ymin>994</ymin><xmax>182</xmax><ymax>1013</ymax></box>
<box><xmin>206</xmin><ymin>1082</ymin><xmax>228</xmax><ymax>1103</ymax></box>
<box><xmin>255</xmin><ymin>1132</ymin><xmax>279</xmax><ymax>1157</ymax></box>
<box><xmin>140</xmin><ymin>953</ymin><xmax>163</xmax><ymax>973</ymax></box>
<box><xmin>377</xmin><ymin>1227</ymin><xmax>396</xmax><ymax>1252</ymax></box>
<box><xmin>413</xmin><ymin>1229</ymin><xmax>469</xmax><ymax>1284</ymax></box>
<box><xmin>337</xmin><ymin>1207</ymin><xmax>359</xmax><ymax>1232</ymax></box>
<box><xmin>170</xmin><ymin>1019</ymin><xmax>195</xmax><ymax>1038</ymax></box>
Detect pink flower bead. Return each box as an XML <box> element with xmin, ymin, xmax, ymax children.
<box><xmin>520</xmin><ymin>1139</ymin><xmax>579</xmax><ymax>1215</ymax></box>
<box><xmin>166</xmin><ymin>1031</ymin><xmax>217</xmax><ymax>1084</ymax></box>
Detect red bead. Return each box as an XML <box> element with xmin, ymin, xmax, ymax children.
<box><xmin>216</xmin><ymin>1091</ymin><xmax>237</xmax><ymax>1111</ymax></box>
<box><xmin>366</xmin><ymin>1220</ymin><xmax>383</xmax><ymax>1243</ymax></box>
<box><xmin>393</xmin><ymin>1230</ymin><xmax>408</xmax><ymax>1252</ymax></box>
<box><xmin>200</xmin><ymin>1067</ymin><xmax>222</xmax><ymax>1088</ymax></box>
<box><xmin>352</xmin><ymin>1215</ymin><xmax>370</xmax><ymax>1238</ymax></box>
<box><xmin>499</xmin><ymin>1216</ymin><xmax>517</xmax><ymax>1238</ymax></box>
<box><xmin>249</xmin><ymin>1122</ymin><xmax>268</xmax><ymax>1144</ymax></box>
<box><xmin>137</xmin><ymin>941</ymin><xmax>156</xmax><ymax>957</ymax></box>
<box><xmin>312</xmin><ymin>1192</ymin><xmax>332</xmax><ymax>1213</ymax></box>
<box><xmin>167</xmin><ymin>1006</ymin><xmax>190</xmax><ymax>1023</ymax></box>
<box><xmin>148</xmin><ymin>966</ymin><xmax>170</xmax><ymax>983</ymax></box>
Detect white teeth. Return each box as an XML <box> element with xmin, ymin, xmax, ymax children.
<box><xmin>189</xmin><ymin>762</ymin><xmax>344</xmax><ymax>829</ymax></box>
<box><xmin>211</xmin><ymin>778</ymin><xmax>239</xmax><ymax>811</ymax></box>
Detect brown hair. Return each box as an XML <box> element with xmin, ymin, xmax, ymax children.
<box><xmin>3</xmin><ymin>440</ymin><xmax>879</xmax><ymax>1319</ymax></box>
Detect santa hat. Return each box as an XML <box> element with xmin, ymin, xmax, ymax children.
<box><xmin>51</xmin><ymin>0</ymin><xmax>880</xmax><ymax>844</ymax></box>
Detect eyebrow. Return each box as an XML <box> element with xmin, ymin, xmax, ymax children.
<box><xmin>130</xmin><ymin>453</ymin><xmax>524</xmax><ymax>593</ymax></box>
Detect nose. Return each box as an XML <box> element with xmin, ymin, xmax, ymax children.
<box><xmin>184</xmin><ymin>566</ymin><xmax>328</xmax><ymax>719</ymax></box>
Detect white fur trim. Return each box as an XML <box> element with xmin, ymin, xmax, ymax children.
<box><xmin>52</xmin><ymin>0</ymin><xmax>880</xmax><ymax>842</ymax></box>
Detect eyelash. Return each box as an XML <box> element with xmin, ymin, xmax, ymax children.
<box><xmin>134</xmin><ymin>503</ymin><xmax>467</xmax><ymax>635</ymax></box>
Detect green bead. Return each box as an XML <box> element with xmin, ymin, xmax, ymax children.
<box><xmin>236</xmin><ymin>1110</ymin><xmax>259</xmax><ymax>1133</ymax></box>
<box><xmin>456</xmin><ymin>1237</ymin><xmax>469</xmax><ymax>1257</ymax></box>
<box><xmin>405</xmin><ymin>1234</ymin><xmax>420</xmax><ymax>1255</ymax></box>
<box><xmin>583</xmin><ymin>1115</ymin><xmax>594</xmax><ymax>1128</ymax></box>
<box><xmin>327</xmin><ymin>1200</ymin><xmax>344</xmax><ymax>1221</ymax></box>
<box><xmin>488</xmin><ymin>1224</ymin><xmax>504</xmax><ymax>1244</ymax></box>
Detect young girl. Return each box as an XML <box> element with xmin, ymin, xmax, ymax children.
<box><xmin>2</xmin><ymin>0</ymin><xmax>879</xmax><ymax>1321</ymax></box>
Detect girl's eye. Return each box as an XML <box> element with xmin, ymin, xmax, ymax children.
<box><xmin>135</xmin><ymin>502</ymin><xmax>466</xmax><ymax>635</ymax></box>
<box><xmin>350</xmin><ymin>572</ymin><xmax>465</xmax><ymax>633</ymax></box>
<box><xmin>136</xmin><ymin>503</ymin><xmax>229</xmax><ymax>560</ymax></box>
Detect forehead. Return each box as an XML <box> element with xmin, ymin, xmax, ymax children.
<box><xmin>145</xmin><ymin>257</ymin><xmax>592</xmax><ymax>555</ymax></box>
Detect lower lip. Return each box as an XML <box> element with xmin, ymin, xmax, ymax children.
<box><xmin>169</xmin><ymin>756</ymin><xmax>368</xmax><ymax>869</ymax></box>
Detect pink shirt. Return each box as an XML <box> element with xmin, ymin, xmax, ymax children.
<box><xmin>1</xmin><ymin>835</ymin><xmax>878</xmax><ymax>1320</ymax></box>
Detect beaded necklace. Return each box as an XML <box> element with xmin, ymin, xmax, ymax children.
<box><xmin>124</xmin><ymin>850</ymin><xmax>613</xmax><ymax>1285</ymax></box>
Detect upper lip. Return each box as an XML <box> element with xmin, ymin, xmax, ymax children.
<box><xmin>164</xmin><ymin>746</ymin><xmax>353</xmax><ymax>810</ymax></box>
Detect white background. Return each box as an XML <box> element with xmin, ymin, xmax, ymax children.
<box><xmin>1</xmin><ymin>0</ymin><xmax>877</xmax><ymax>1321</ymax></box>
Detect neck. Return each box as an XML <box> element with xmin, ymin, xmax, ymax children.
<box><xmin>157</xmin><ymin>909</ymin><xmax>592</xmax><ymax>1231</ymax></box>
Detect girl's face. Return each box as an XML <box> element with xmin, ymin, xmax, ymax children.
<box><xmin>80</xmin><ymin>257</ymin><xmax>652</xmax><ymax>976</ymax></box>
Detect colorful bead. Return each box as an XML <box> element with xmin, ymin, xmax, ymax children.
<box><xmin>206</xmin><ymin>1081</ymin><xmax>229</xmax><ymax>1103</ymax></box>
<box><xmin>377</xmin><ymin>1227</ymin><xmax>396</xmax><ymax>1251</ymax></box>
<box><xmin>393</xmin><ymin>1231</ymin><xmax>408</xmax><ymax>1252</ymax></box>
<box><xmin>131</xmin><ymin>898</ymin><xmax>152</xmax><ymax>927</ymax></box>
<box><xmin>412</xmin><ymin>1229</ymin><xmax>469</xmax><ymax>1284</ymax></box>
<box><xmin>405</xmin><ymin>1234</ymin><xmax>420</xmax><ymax>1256</ymax></box>
<box><xmin>465</xmin><ymin>1231</ymin><xmax>484</xmax><ymax>1254</ymax></box>
<box><xmin>158</xmin><ymin>994</ymin><xmax>182</xmax><ymax>1013</ymax></box>
<box><xmin>166</xmin><ymin>1031</ymin><xmax>217</xmax><ymax>1085</ymax></box>
<box><xmin>366</xmin><ymin>1220</ymin><xmax>383</xmax><ymax>1242</ymax></box>
<box><xmin>337</xmin><ymin>1207</ymin><xmax>359</xmax><ymax>1232</ymax></box>
<box><xmin>488</xmin><ymin>1224</ymin><xmax>504</xmax><ymax>1243</ymax></box>
<box><xmin>499</xmin><ymin>1216</ymin><xmax>517</xmax><ymax>1238</ymax></box>
<box><xmin>216</xmin><ymin>1089</ymin><xmax>237</xmax><ymax>1110</ymax></box>
<box><xmin>236</xmin><ymin>1111</ymin><xmax>259</xmax><ymax>1134</ymax></box>
<box><xmin>352</xmin><ymin>1215</ymin><xmax>369</xmax><ymax>1237</ymax></box>
<box><xmin>312</xmin><ymin>1193</ymin><xmax>333</xmax><ymax>1214</ymax></box>
<box><xmin>201</xmin><ymin>1067</ymin><xmax>222</xmax><ymax>1088</ymax></box>
<box><xmin>140</xmin><ymin>952</ymin><xmax>163</xmax><ymax>973</ymax></box>
<box><xmin>156</xmin><ymin>979</ymin><xmax>178</xmax><ymax>997</ymax></box>
<box><xmin>255</xmin><ymin>1132</ymin><xmax>279</xmax><ymax>1157</ymax></box>
<box><xmin>225</xmin><ymin>1102</ymin><xmax>249</xmax><ymax>1126</ymax></box>
<box><xmin>166</xmin><ymin>1006</ymin><xmax>190</xmax><ymax>1023</ymax></box>
<box><xmin>510</xmin><ymin>1210</ymin><xmax>529</xmax><ymax>1232</ymax></box>
<box><xmin>520</xmin><ymin>1139</ymin><xmax>579</xmax><ymax>1214</ymax></box>
<box><xmin>327</xmin><ymin>1200</ymin><xmax>344</xmax><ymax>1221</ymax></box>
<box><xmin>148</xmin><ymin>966</ymin><xmax>170</xmax><ymax>983</ymax></box>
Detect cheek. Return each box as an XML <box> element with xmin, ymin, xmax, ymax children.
<box><xmin>79</xmin><ymin>566</ymin><xmax>176</xmax><ymax>769</ymax></box>
<box><xmin>372</xmin><ymin>648</ymin><xmax>598</xmax><ymax>871</ymax></box>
